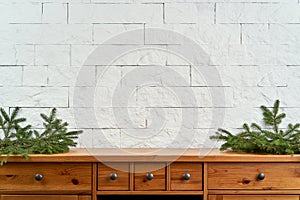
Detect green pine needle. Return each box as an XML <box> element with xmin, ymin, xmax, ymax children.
<box><xmin>210</xmin><ymin>99</ymin><xmax>300</xmax><ymax>154</ymax></box>
<box><xmin>0</xmin><ymin>107</ymin><xmax>82</xmax><ymax>166</ymax></box>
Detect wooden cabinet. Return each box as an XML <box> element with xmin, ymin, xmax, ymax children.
<box><xmin>1</xmin><ymin>148</ymin><xmax>300</xmax><ymax>200</ymax></box>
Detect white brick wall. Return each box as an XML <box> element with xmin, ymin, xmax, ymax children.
<box><xmin>1</xmin><ymin>1</ymin><xmax>300</xmax><ymax>149</ymax></box>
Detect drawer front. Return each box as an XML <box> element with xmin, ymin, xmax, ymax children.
<box><xmin>134</xmin><ymin>163</ymin><xmax>166</xmax><ymax>191</ymax></box>
<box><xmin>208</xmin><ymin>163</ymin><xmax>300</xmax><ymax>189</ymax></box>
<box><xmin>0</xmin><ymin>195</ymin><xmax>91</xmax><ymax>200</ymax></box>
<box><xmin>97</xmin><ymin>162</ymin><xmax>129</xmax><ymax>191</ymax></box>
<box><xmin>209</xmin><ymin>195</ymin><xmax>299</xmax><ymax>200</ymax></box>
<box><xmin>170</xmin><ymin>162</ymin><xmax>202</xmax><ymax>191</ymax></box>
<box><xmin>0</xmin><ymin>163</ymin><xmax>92</xmax><ymax>192</ymax></box>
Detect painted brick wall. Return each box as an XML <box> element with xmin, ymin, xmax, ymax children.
<box><xmin>0</xmin><ymin>0</ymin><xmax>299</xmax><ymax>149</ymax></box>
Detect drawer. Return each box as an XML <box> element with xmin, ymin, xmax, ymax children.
<box><xmin>134</xmin><ymin>163</ymin><xmax>166</xmax><ymax>191</ymax></box>
<box><xmin>208</xmin><ymin>163</ymin><xmax>300</xmax><ymax>189</ymax></box>
<box><xmin>0</xmin><ymin>163</ymin><xmax>92</xmax><ymax>192</ymax></box>
<box><xmin>170</xmin><ymin>162</ymin><xmax>202</xmax><ymax>191</ymax></box>
<box><xmin>209</xmin><ymin>195</ymin><xmax>299</xmax><ymax>200</ymax></box>
<box><xmin>0</xmin><ymin>195</ymin><xmax>91</xmax><ymax>200</ymax></box>
<box><xmin>97</xmin><ymin>162</ymin><xmax>129</xmax><ymax>191</ymax></box>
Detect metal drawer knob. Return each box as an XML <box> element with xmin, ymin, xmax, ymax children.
<box><xmin>35</xmin><ymin>173</ymin><xmax>43</xmax><ymax>181</ymax></box>
<box><xmin>146</xmin><ymin>173</ymin><xmax>154</xmax><ymax>180</ymax></box>
<box><xmin>110</xmin><ymin>173</ymin><xmax>118</xmax><ymax>180</ymax></box>
<box><xmin>257</xmin><ymin>173</ymin><xmax>265</xmax><ymax>180</ymax></box>
<box><xmin>183</xmin><ymin>173</ymin><xmax>191</xmax><ymax>180</ymax></box>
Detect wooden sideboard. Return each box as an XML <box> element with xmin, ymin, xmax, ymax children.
<box><xmin>2</xmin><ymin>148</ymin><xmax>300</xmax><ymax>200</ymax></box>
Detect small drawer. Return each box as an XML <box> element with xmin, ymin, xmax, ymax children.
<box><xmin>0</xmin><ymin>163</ymin><xmax>92</xmax><ymax>192</ymax></box>
<box><xmin>170</xmin><ymin>162</ymin><xmax>202</xmax><ymax>191</ymax></box>
<box><xmin>134</xmin><ymin>163</ymin><xmax>166</xmax><ymax>191</ymax></box>
<box><xmin>97</xmin><ymin>163</ymin><xmax>129</xmax><ymax>191</ymax></box>
<box><xmin>208</xmin><ymin>163</ymin><xmax>300</xmax><ymax>189</ymax></box>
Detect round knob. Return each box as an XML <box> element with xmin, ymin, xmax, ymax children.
<box><xmin>183</xmin><ymin>173</ymin><xmax>191</xmax><ymax>180</ymax></box>
<box><xmin>257</xmin><ymin>173</ymin><xmax>265</xmax><ymax>180</ymax></box>
<box><xmin>110</xmin><ymin>173</ymin><xmax>118</xmax><ymax>180</ymax></box>
<box><xmin>35</xmin><ymin>174</ymin><xmax>43</xmax><ymax>181</ymax></box>
<box><xmin>146</xmin><ymin>173</ymin><xmax>154</xmax><ymax>180</ymax></box>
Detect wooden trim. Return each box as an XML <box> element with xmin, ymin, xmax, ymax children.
<box><xmin>3</xmin><ymin>148</ymin><xmax>300</xmax><ymax>163</ymax></box>
<box><xmin>129</xmin><ymin>163</ymin><xmax>134</xmax><ymax>191</ymax></box>
<box><xmin>203</xmin><ymin>163</ymin><xmax>208</xmax><ymax>200</ymax></box>
<box><xmin>92</xmin><ymin>163</ymin><xmax>97</xmax><ymax>200</ymax></box>
<box><xmin>166</xmin><ymin>162</ymin><xmax>171</xmax><ymax>191</ymax></box>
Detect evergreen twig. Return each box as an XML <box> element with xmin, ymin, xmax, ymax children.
<box><xmin>210</xmin><ymin>100</ymin><xmax>300</xmax><ymax>154</ymax></box>
<box><xmin>0</xmin><ymin>108</ymin><xmax>82</xmax><ymax>165</ymax></box>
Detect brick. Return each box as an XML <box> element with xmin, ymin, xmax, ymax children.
<box><xmin>166</xmin><ymin>43</ymin><xmax>228</xmax><ymax>66</ymax></box>
<box><xmin>121</xmin><ymin>65</ymin><xmax>191</xmax><ymax>87</ymax></box>
<box><xmin>0</xmin><ymin>24</ymin><xmax>92</xmax><ymax>45</ymax></box>
<box><xmin>191</xmin><ymin>65</ymin><xmax>288</xmax><ymax>87</ymax></box>
<box><xmin>0</xmin><ymin>3</ymin><xmax>41</xmax><ymax>23</ymax></box>
<box><xmin>52</xmin><ymin>107</ymin><xmax>146</xmax><ymax>129</ymax></box>
<box><xmin>42</xmin><ymin>3</ymin><xmax>67</xmax><ymax>24</ymax></box>
<box><xmin>144</xmin><ymin>107</ymin><xmax>195</xmax><ymax>130</ymax></box>
<box><xmin>69</xmin><ymin>87</ymin><xmax>95</xmax><ymax>107</ymax></box>
<box><xmin>12</xmin><ymin>0</ymin><xmax>90</xmax><ymax>2</ymax></box>
<box><xmin>96</xmin><ymin>66</ymin><xmax>122</xmax><ymax>87</ymax></box>
<box><xmin>233</xmin><ymin>86</ymin><xmax>300</xmax><ymax>108</ymax></box>
<box><xmin>122</xmin><ymin>65</ymin><xmax>191</xmax><ymax>87</ymax></box>
<box><xmin>120</xmin><ymin>128</ymin><xmax>197</xmax><ymax>148</ymax></box>
<box><xmin>69</xmin><ymin>4</ymin><xmax>163</xmax><ymax>23</ymax></box>
<box><xmin>217</xmin><ymin>3</ymin><xmax>300</xmax><ymax>23</ymax></box>
<box><xmin>48</xmin><ymin>66</ymin><xmax>95</xmax><ymax>86</ymax></box>
<box><xmin>23</xmin><ymin>66</ymin><xmax>48</xmax><ymax>86</ymax></box>
<box><xmin>16</xmin><ymin>45</ymin><xmax>35</xmax><ymax>65</ymax></box>
<box><xmin>72</xmin><ymin>45</ymin><xmax>167</xmax><ymax>66</ymax></box>
<box><xmin>0</xmin><ymin>45</ymin><xmax>16</xmax><ymax>65</ymax></box>
<box><xmin>0</xmin><ymin>66</ymin><xmax>22</xmax><ymax>86</ymax></box>
<box><xmin>165</xmin><ymin>3</ymin><xmax>214</xmax><ymax>23</ymax></box>
<box><xmin>145</xmin><ymin>24</ymin><xmax>240</xmax><ymax>45</ymax></box>
<box><xmin>227</xmin><ymin>44</ymin><xmax>288</xmax><ymax>66</ymax></box>
<box><xmin>136</xmin><ymin>86</ymin><xmax>233</xmax><ymax>107</ymax></box>
<box><xmin>35</xmin><ymin>45</ymin><xmax>70</xmax><ymax>66</ymax></box>
<box><xmin>93</xmin><ymin>24</ymin><xmax>144</xmax><ymax>44</ymax></box>
<box><xmin>71</xmin><ymin>45</ymin><xmax>97</xmax><ymax>66</ymax></box>
<box><xmin>242</xmin><ymin>24</ymin><xmax>270</xmax><ymax>44</ymax></box>
<box><xmin>243</xmin><ymin>24</ymin><xmax>300</xmax><ymax>45</ymax></box>
<box><xmin>140</xmin><ymin>0</ymin><xmax>294</xmax><ymax>2</ymax></box>
<box><xmin>75</xmin><ymin>129</ymin><xmax>92</xmax><ymax>148</ymax></box>
<box><xmin>15</xmin><ymin>107</ymin><xmax>51</xmax><ymax>128</ymax></box>
<box><xmin>93</xmin><ymin>129</ymin><xmax>121</xmax><ymax>148</ymax></box>
<box><xmin>0</xmin><ymin>87</ymin><xmax>68</xmax><ymax>107</ymax></box>
<box><xmin>69</xmin><ymin>86</ymin><xmax>137</xmax><ymax>108</ymax></box>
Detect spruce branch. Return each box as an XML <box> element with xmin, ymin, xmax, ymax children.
<box><xmin>210</xmin><ymin>99</ymin><xmax>300</xmax><ymax>154</ymax></box>
<box><xmin>0</xmin><ymin>107</ymin><xmax>82</xmax><ymax>166</ymax></box>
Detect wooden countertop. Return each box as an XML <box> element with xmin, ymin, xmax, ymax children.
<box><xmin>2</xmin><ymin>148</ymin><xmax>300</xmax><ymax>163</ymax></box>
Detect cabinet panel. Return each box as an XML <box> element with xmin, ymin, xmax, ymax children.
<box><xmin>208</xmin><ymin>163</ymin><xmax>300</xmax><ymax>189</ymax></box>
<box><xmin>208</xmin><ymin>195</ymin><xmax>299</xmax><ymax>200</ymax></box>
<box><xmin>0</xmin><ymin>195</ymin><xmax>91</xmax><ymax>200</ymax></box>
<box><xmin>97</xmin><ymin>163</ymin><xmax>129</xmax><ymax>191</ymax></box>
<box><xmin>0</xmin><ymin>163</ymin><xmax>92</xmax><ymax>192</ymax></box>
<box><xmin>170</xmin><ymin>162</ymin><xmax>202</xmax><ymax>191</ymax></box>
<box><xmin>134</xmin><ymin>163</ymin><xmax>166</xmax><ymax>191</ymax></box>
